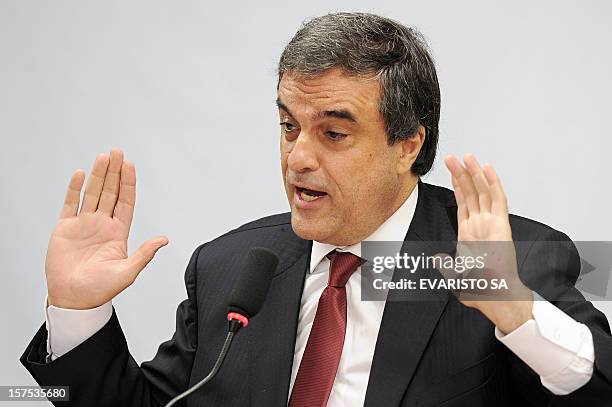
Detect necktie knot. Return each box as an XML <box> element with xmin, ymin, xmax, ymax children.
<box><xmin>326</xmin><ymin>250</ymin><xmax>362</xmax><ymax>288</ymax></box>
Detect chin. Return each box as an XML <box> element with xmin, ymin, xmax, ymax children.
<box><xmin>290</xmin><ymin>213</ymin><xmax>334</xmax><ymax>242</ymax></box>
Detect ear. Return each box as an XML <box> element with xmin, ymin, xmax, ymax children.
<box><xmin>397</xmin><ymin>125</ymin><xmax>426</xmax><ymax>175</ymax></box>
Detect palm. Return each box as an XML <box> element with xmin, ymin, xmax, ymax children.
<box><xmin>444</xmin><ymin>154</ymin><xmax>527</xmax><ymax>306</ymax></box>
<box><xmin>457</xmin><ymin>212</ymin><xmax>511</xmax><ymax>243</ymax></box>
<box><xmin>46</xmin><ymin>150</ymin><xmax>167</xmax><ymax>310</ymax></box>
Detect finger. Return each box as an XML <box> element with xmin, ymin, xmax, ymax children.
<box><xmin>483</xmin><ymin>164</ymin><xmax>509</xmax><ymax>216</ymax></box>
<box><xmin>122</xmin><ymin>236</ymin><xmax>169</xmax><ymax>284</ymax></box>
<box><xmin>113</xmin><ymin>160</ymin><xmax>136</xmax><ymax>233</ymax></box>
<box><xmin>445</xmin><ymin>155</ymin><xmax>480</xmax><ymax>215</ymax></box>
<box><xmin>464</xmin><ymin>154</ymin><xmax>492</xmax><ymax>213</ymax></box>
<box><xmin>451</xmin><ymin>176</ymin><xmax>469</xmax><ymax>223</ymax></box>
<box><xmin>97</xmin><ymin>148</ymin><xmax>124</xmax><ymax>216</ymax></box>
<box><xmin>80</xmin><ymin>154</ymin><xmax>110</xmax><ymax>213</ymax></box>
<box><xmin>60</xmin><ymin>169</ymin><xmax>86</xmax><ymax>218</ymax></box>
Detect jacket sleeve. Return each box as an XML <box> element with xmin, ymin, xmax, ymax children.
<box><xmin>19</xmin><ymin>244</ymin><xmax>205</xmax><ymax>407</ymax></box>
<box><xmin>508</xmin><ymin>229</ymin><xmax>612</xmax><ymax>406</ymax></box>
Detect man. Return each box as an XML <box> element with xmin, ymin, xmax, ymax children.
<box><xmin>21</xmin><ymin>12</ymin><xmax>612</xmax><ymax>406</ymax></box>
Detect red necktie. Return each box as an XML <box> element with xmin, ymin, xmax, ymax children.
<box><xmin>289</xmin><ymin>250</ymin><xmax>363</xmax><ymax>407</ymax></box>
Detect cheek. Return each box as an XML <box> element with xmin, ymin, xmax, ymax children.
<box><xmin>280</xmin><ymin>158</ymin><xmax>289</xmax><ymax>187</ymax></box>
<box><xmin>344</xmin><ymin>157</ymin><xmax>397</xmax><ymax>207</ymax></box>
<box><xmin>280</xmin><ymin>138</ymin><xmax>293</xmax><ymax>161</ymax></box>
<box><xmin>280</xmin><ymin>140</ymin><xmax>289</xmax><ymax>168</ymax></box>
<box><xmin>327</xmin><ymin>159</ymin><xmax>364</xmax><ymax>206</ymax></box>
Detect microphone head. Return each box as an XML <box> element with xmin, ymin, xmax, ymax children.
<box><xmin>228</xmin><ymin>247</ymin><xmax>278</xmax><ymax>320</ymax></box>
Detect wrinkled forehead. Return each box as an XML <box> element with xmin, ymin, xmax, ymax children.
<box><xmin>277</xmin><ymin>69</ymin><xmax>380</xmax><ymax>122</ymax></box>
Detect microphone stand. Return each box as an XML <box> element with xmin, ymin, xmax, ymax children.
<box><xmin>164</xmin><ymin>320</ymin><xmax>242</xmax><ymax>407</ymax></box>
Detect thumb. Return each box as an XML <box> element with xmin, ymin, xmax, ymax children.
<box><xmin>123</xmin><ymin>236</ymin><xmax>169</xmax><ymax>283</ymax></box>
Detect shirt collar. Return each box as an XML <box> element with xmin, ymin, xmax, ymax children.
<box><xmin>309</xmin><ymin>185</ymin><xmax>419</xmax><ymax>273</ymax></box>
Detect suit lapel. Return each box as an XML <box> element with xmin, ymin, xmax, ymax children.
<box><xmin>364</xmin><ymin>181</ymin><xmax>458</xmax><ymax>407</ymax></box>
<box><xmin>249</xmin><ymin>235</ymin><xmax>312</xmax><ymax>406</ymax></box>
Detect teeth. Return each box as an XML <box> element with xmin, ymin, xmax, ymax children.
<box><xmin>300</xmin><ymin>190</ymin><xmax>321</xmax><ymax>202</ymax></box>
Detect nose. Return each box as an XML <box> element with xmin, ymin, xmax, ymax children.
<box><xmin>287</xmin><ymin>132</ymin><xmax>319</xmax><ymax>173</ymax></box>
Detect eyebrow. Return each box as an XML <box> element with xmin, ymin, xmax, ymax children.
<box><xmin>275</xmin><ymin>99</ymin><xmax>293</xmax><ymax>116</ymax></box>
<box><xmin>275</xmin><ymin>98</ymin><xmax>358</xmax><ymax>123</ymax></box>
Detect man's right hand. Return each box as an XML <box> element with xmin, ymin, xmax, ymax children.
<box><xmin>45</xmin><ymin>148</ymin><xmax>169</xmax><ymax>310</ymax></box>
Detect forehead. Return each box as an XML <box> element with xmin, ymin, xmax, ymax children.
<box><xmin>277</xmin><ymin>68</ymin><xmax>380</xmax><ymax>119</ymax></box>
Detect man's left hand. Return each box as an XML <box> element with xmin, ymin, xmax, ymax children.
<box><xmin>444</xmin><ymin>154</ymin><xmax>533</xmax><ymax>334</ymax></box>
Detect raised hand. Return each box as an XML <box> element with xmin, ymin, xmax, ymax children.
<box><xmin>444</xmin><ymin>154</ymin><xmax>533</xmax><ymax>333</ymax></box>
<box><xmin>444</xmin><ymin>154</ymin><xmax>512</xmax><ymax>243</ymax></box>
<box><xmin>45</xmin><ymin>149</ymin><xmax>168</xmax><ymax>310</ymax></box>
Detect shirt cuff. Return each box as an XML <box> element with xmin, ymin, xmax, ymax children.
<box><xmin>45</xmin><ymin>296</ymin><xmax>113</xmax><ymax>361</ymax></box>
<box><xmin>495</xmin><ymin>299</ymin><xmax>595</xmax><ymax>395</ymax></box>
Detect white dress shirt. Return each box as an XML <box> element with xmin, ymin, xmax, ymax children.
<box><xmin>46</xmin><ymin>185</ymin><xmax>595</xmax><ymax>403</ymax></box>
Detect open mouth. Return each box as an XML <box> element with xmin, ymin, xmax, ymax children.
<box><xmin>295</xmin><ymin>186</ymin><xmax>328</xmax><ymax>202</ymax></box>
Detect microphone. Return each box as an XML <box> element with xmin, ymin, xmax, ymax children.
<box><xmin>165</xmin><ymin>247</ymin><xmax>279</xmax><ymax>407</ymax></box>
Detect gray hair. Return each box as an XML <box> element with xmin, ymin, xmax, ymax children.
<box><xmin>278</xmin><ymin>12</ymin><xmax>441</xmax><ymax>176</ymax></box>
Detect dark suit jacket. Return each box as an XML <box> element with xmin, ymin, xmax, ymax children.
<box><xmin>21</xmin><ymin>181</ymin><xmax>612</xmax><ymax>406</ymax></box>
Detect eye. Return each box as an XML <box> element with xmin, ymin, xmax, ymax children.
<box><xmin>280</xmin><ymin>122</ymin><xmax>296</xmax><ymax>133</ymax></box>
<box><xmin>325</xmin><ymin>131</ymin><xmax>347</xmax><ymax>141</ymax></box>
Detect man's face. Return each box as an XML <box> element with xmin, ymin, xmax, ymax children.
<box><xmin>278</xmin><ymin>68</ymin><xmax>415</xmax><ymax>245</ymax></box>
